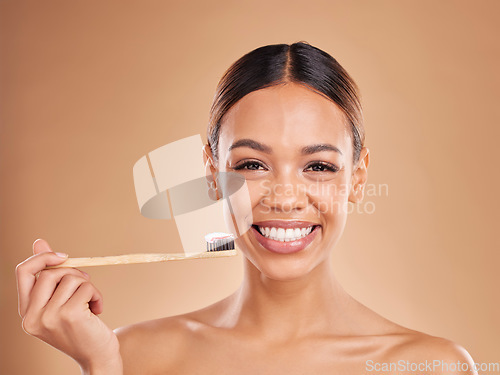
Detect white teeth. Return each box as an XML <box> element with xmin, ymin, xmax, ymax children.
<box><xmin>256</xmin><ymin>225</ymin><xmax>315</xmax><ymax>242</ymax></box>
<box><xmin>270</xmin><ymin>227</ymin><xmax>277</xmax><ymax>238</ymax></box>
<box><xmin>277</xmin><ymin>228</ymin><xmax>285</xmax><ymax>241</ymax></box>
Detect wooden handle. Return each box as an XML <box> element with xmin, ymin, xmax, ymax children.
<box><xmin>46</xmin><ymin>250</ymin><xmax>238</xmax><ymax>268</ymax></box>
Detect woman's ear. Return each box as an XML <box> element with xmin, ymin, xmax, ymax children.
<box><xmin>202</xmin><ymin>144</ymin><xmax>220</xmax><ymax>200</ymax></box>
<box><xmin>348</xmin><ymin>147</ymin><xmax>370</xmax><ymax>204</ymax></box>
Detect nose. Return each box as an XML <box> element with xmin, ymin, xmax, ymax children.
<box><xmin>260</xmin><ymin>172</ymin><xmax>308</xmax><ymax>213</ymax></box>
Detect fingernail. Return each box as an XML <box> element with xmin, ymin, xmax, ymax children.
<box><xmin>55</xmin><ymin>252</ymin><xmax>68</xmax><ymax>258</ymax></box>
<box><xmin>81</xmin><ymin>271</ymin><xmax>89</xmax><ymax>277</ymax></box>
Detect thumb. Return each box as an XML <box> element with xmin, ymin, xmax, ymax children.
<box><xmin>33</xmin><ymin>238</ymin><xmax>53</xmax><ymax>255</ymax></box>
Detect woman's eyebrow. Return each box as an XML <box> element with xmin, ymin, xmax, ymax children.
<box><xmin>228</xmin><ymin>139</ymin><xmax>272</xmax><ymax>153</ymax></box>
<box><xmin>301</xmin><ymin>143</ymin><xmax>343</xmax><ymax>155</ymax></box>
<box><xmin>228</xmin><ymin>139</ymin><xmax>342</xmax><ymax>156</ymax></box>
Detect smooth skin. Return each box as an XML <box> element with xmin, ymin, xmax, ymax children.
<box><xmin>16</xmin><ymin>83</ymin><xmax>476</xmax><ymax>375</ymax></box>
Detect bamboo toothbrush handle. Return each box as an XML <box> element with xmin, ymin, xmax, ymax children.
<box><xmin>46</xmin><ymin>250</ymin><xmax>238</xmax><ymax>268</ymax></box>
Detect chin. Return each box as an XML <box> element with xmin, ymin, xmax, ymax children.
<box><xmin>238</xmin><ymin>238</ymin><xmax>328</xmax><ymax>282</ymax></box>
<box><xmin>255</xmin><ymin>260</ymin><xmax>319</xmax><ymax>282</ymax></box>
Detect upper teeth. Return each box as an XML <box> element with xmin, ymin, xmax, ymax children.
<box><xmin>257</xmin><ymin>226</ymin><xmax>314</xmax><ymax>242</ymax></box>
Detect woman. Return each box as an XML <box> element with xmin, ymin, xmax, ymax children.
<box><xmin>16</xmin><ymin>42</ymin><xmax>476</xmax><ymax>374</ymax></box>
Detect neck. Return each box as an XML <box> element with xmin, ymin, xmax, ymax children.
<box><xmin>221</xmin><ymin>255</ymin><xmax>352</xmax><ymax>342</ymax></box>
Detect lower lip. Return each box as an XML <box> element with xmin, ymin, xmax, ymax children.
<box><xmin>251</xmin><ymin>226</ymin><xmax>320</xmax><ymax>254</ymax></box>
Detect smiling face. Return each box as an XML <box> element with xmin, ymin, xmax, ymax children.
<box><xmin>205</xmin><ymin>82</ymin><xmax>368</xmax><ymax>281</ymax></box>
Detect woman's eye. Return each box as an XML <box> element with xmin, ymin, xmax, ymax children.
<box><xmin>233</xmin><ymin>161</ymin><xmax>266</xmax><ymax>171</ymax></box>
<box><xmin>304</xmin><ymin>162</ymin><xmax>339</xmax><ymax>173</ymax></box>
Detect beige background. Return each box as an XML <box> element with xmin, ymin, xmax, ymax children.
<box><xmin>1</xmin><ymin>1</ymin><xmax>499</xmax><ymax>374</ymax></box>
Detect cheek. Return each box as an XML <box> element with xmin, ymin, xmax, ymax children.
<box><xmin>309</xmin><ymin>182</ymin><xmax>350</xmax><ymax>218</ymax></box>
<box><xmin>313</xmin><ymin>182</ymin><xmax>350</xmax><ymax>250</ymax></box>
<box><xmin>218</xmin><ymin>172</ymin><xmax>256</xmax><ymax>238</ymax></box>
<box><xmin>246</xmin><ymin>179</ymin><xmax>272</xmax><ymax>207</ymax></box>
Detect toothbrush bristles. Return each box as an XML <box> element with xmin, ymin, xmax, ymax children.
<box><xmin>207</xmin><ymin>238</ymin><xmax>235</xmax><ymax>252</ymax></box>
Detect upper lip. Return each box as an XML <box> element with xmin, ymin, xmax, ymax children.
<box><xmin>252</xmin><ymin>220</ymin><xmax>320</xmax><ymax>229</ymax></box>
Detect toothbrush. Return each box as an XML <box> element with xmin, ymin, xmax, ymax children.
<box><xmin>46</xmin><ymin>233</ymin><xmax>236</xmax><ymax>268</ymax></box>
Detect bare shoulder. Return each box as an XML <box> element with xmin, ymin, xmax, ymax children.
<box><xmin>383</xmin><ymin>330</ymin><xmax>477</xmax><ymax>374</ymax></box>
<box><xmin>114</xmin><ymin>295</ymin><xmax>232</xmax><ymax>374</ymax></box>
<box><xmin>114</xmin><ymin>314</ymin><xmax>196</xmax><ymax>375</ymax></box>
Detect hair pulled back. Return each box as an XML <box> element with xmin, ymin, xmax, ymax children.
<box><xmin>207</xmin><ymin>42</ymin><xmax>364</xmax><ymax>165</ymax></box>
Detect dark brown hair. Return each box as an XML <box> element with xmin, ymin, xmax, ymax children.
<box><xmin>207</xmin><ymin>41</ymin><xmax>365</xmax><ymax>165</ymax></box>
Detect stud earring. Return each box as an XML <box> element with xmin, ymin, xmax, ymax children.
<box><xmin>207</xmin><ymin>179</ymin><xmax>220</xmax><ymax>200</ymax></box>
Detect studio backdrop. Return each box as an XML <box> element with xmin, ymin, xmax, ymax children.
<box><xmin>1</xmin><ymin>1</ymin><xmax>498</xmax><ymax>374</ymax></box>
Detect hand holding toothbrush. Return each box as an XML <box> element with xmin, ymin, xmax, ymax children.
<box><xmin>15</xmin><ymin>239</ymin><xmax>123</xmax><ymax>375</ymax></box>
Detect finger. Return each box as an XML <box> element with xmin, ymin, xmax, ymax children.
<box><xmin>89</xmin><ymin>294</ymin><xmax>104</xmax><ymax>315</ymax></box>
<box><xmin>64</xmin><ymin>281</ymin><xmax>104</xmax><ymax>315</ymax></box>
<box><xmin>26</xmin><ymin>268</ymin><xmax>89</xmax><ymax>313</ymax></box>
<box><xmin>46</xmin><ymin>273</ymin><xmax>89</xmax><ymax>308</ymax></box>
<box><xmin>16</xmin><ymin>253</ymin><xmax>71</xmax><ymax>317</ymax></box>
<box><xmin>33</xmin><ymin>238</ymin><xmax>54</xmax><ymax>255</ymax></box>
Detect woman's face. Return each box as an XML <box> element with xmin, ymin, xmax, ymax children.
<box><xmin>212</xmin><ymin>82</ymin><xmax>367</xmax><ymax>281</ymax></box>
